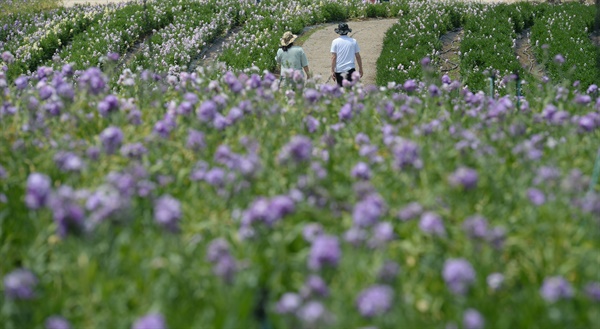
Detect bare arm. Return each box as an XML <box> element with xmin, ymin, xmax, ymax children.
<box><xmin>355</xmin><ymin>52</ymin><xmax>363</xmax><ymax>78</ymax></box>
<box><xmin>303</xmin><ymin>66</ymin><xmax>310</xmax><ymax>78</ymax></box>
<box><xmin>331</xmin><ymin>52</ymin><xmax>337</xmax><ymax>81</ymax></box>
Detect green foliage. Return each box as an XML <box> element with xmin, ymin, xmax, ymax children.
<box><xmin>376</xmin><ymin>2</ymin><xmax>462</xmax><ymax>86</ymax></box>
<box><xmin>321</xmin><ymin>2</ymin><xmax>350</xmax><ymax>22</ymax></box>
<box><xmin>530</xmin><ymin>3</ymin><xmax>599</xmax><ymax>90</ymax></box>
<box><xmin>365</xmin><ymin>4</ymin><xmax>389</xmax><ymax>18</ymax></box>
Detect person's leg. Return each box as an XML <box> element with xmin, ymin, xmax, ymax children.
<box><xmin>335</xmin><ymin>72</ymin><xmax>344</xmax><ymax>87</ymax></box>
<box><xmin>346</xmin><ymin>68</ymin><xmax>356</xmax><ymax>83</ymax></box>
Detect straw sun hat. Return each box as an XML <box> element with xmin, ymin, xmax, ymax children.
<box><xmin>280</xmin><ymin>31</ymin><xmax>298</xmax><ymax>47</ymax></box>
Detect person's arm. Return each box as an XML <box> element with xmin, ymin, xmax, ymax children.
<box><xmin>303</xmin><ymin>66</ymin><xmax>310</xmax><ymax>78</ymax></box>
<box><xmin>331</xmin><ymin>52</ymin><xmax>337</xmax><ymax>81</ymax></box>
<box><xmin>355</xmin><ymin>52</ymin><xmax>363</xmax><ymax>78</ymax></box>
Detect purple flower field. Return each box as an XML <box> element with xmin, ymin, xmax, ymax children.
<box><xmin>0</xmin><ymin>0</ymin><xmax>599</xmax><ymax>328</ymax></box>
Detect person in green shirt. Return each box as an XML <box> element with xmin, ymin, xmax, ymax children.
<box><xmin>275</xmin><ymin>31</ymin><xmax>311</xmax><ymax>88</ymax></box>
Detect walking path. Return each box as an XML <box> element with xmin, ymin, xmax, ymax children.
<box><xmin>301</xmin><ymin>18</ymin><xmax>398</xmax><ymax>86</ymax></box>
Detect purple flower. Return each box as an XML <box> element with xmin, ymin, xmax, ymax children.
<box><xmin>275</xmin><ymin>293</ymin><xmax>302</xmax><ymax>314</ymax></box>
<box><xmin>304</xmin><ymin>115</ymin><xmax>320</xmax><ymax>133</ymax></box>
<box><xmin>403</xmin><ymin>79</ymin><xmax>417</xmax><ymax>92</ymax></box>
<box><xmin>206</xmin><ymin>238</ymin><xmax>230</xmax><ymax>262</ymax></box>
<box><xmin>377</xmin><ymin>261</ymin><xmax>401</xmax><ymax>282</ymax></box>
<box><xmin>443</xmin><ymin>258</ymin><xmax>476</xmax><ymax>295</ymax></box>
<box><xmin>99</xmin><ymin>126</ymin><xmax>124</xmax><ymax>155</ymax></box>
<box><xmin>574</xmin><ymin>94</ymin><xmax>592</xmax><ymax>105</ymax></box>
<box><xmin>540</xmin><ymin>276</ymin><xmax>573</xmax><ymax>302</ymax></box>
<box><xmin>397</xmin><ymin>202</ymin><xmax>423</xmax><ymax>221</ymax></box>
<box><xmin>351</xmin><ymin>162</ymin><xmax>371</xmax><ymax>180</ymax></box>
<box><xmin>25</xmin><ymin>172</ymin><xmax>52</xmax><ymax>209</ymax></box>
<box><xmin>302</xmin><ymin>223</ymin><xmax>323</xmax><ymax>242</ymax></box>
<box><xmin>527</xmin><ymin>188</ymin><xmax>545</xmax><ymax>206</ymax></box>
<box><xmin>4</xmin><ymin>268</ymin><xmax>37</xmax><ymax>300</ymax></box>
<box><xmin>267</xmin><ymin>195</ymin><xmax>296</xmax><ymax>224</ymax></box>
<box><xmin>1</xmin><ymin>51</ymin><xmax>14</xmax><ymax>64</ymax></box>
<box><xmin>421</xmin><ymin>56</ymin><xmax>431</xmax><ymax>66</ymax></box>
<box><xmin>352</xmin><ymin>194</ymin><xmax>385</xmax><ymax>227</ymax></box>
<box><xmin>15</xmin><ymin>76</ymin><xmax>28</xmax><ymax>89</ymax></box>
<box><xmin>308</xmin><ymin>235</ymin><xmax>341</xmax><ymax>270</ymax></box>
<box><xmin>154</xmin><ymin>195</ymin><xmax>181</xmax><ymax>232</ymax></box>
<box><xmin>98</xmin><ymin>94</ymin><xmax>119</xmax><ymax>116</ymax></box>
<box><xmin>304</xmin><ymin>88</ymin><xmax>321</xmax><ymax>103</ymax></box>
<box><xmin>429</xmin><ymin>84</ymin><xmax>441</xmax><ymax>97</ymax></box>
<box><xmin>462</xmin><ymin>215</ymin><xmax>488</xmax><ymax>239</ymax></box>
<box><xmin>584</xmin><ymin>282</ymin><xmax>600</xmax><ymax>301</ymax></box>
<box><xmin>486</xmin><ymin>226</ymin><xmax>506</xmax><ymax>250</ymax></box>
<box><xmin>369</xmin><ymin>222</ymin><xmax>395</xmax><ymax>247</ymax></box>
<box><xmin>107</xmin><ymin>52</ymin><xmax>120</xmax><ymax>61</ymax></box>
<box><xmin>120</xmin><ymin>143</ymin><xmax>148</xmax><ymax>159</ymax></box>
<box><xmin>463</xmin><ymin>309</ymin><xmax>485</xmax><ymax>329</ymax></box>
<box><xmin>356</xmin><ymin>285</ymin><xmax>394</xmax><ymax>317</ymax></box>
<box><xmin>553</xmin><ymin>54</ymin><xmax>565</xmax><ymax>65</ymax></box>
<box><xmin>449</xmin><ymin>167</ymin><xmax>478</xmax><ymax>190</ymax></box>
<box><xmin>344</xmin><ymin>226</ymin><xmax>368</xmax><ymax>246</ymax></box>
<box><xmin>49</xmin><ymin>187</ymin><xmax>85</xmax><ymax>237</ymax></box>
<box><xmin>487</xmin><ymin>273</ymin><xmax>504</xmax><ymax>291</ymax></box>
<box><xmin>78</xmin><ymin>67</ymin><xmax>107</xmax><ymax>95</ymax></box>
<box><xmin>39</xmin><ymin>85</ymin><xmax>54</xmax><ymax>100</ymax></box>
<box><xmin>132</xmin><ymin>313</ymin><xmax>167</xmax><ymax>329</ymax></box>
<box><xmin>339</xmin><ymin>103</ymin><xmax>353</xmax><ymax>121</ymax></box>
<box><xmin>301</xmin><ymin>275</ymin><xmax>329</xmax><ymax>298</ymax></box>
<box><xmin>296</xmin><ymin>301</ymin><xmax>328</xmax><ymax>325</ymax></box>
<box><xmin>204</xmin><ymin>168</ymin><xmax>226</xmax><ymax>187</ymax></box>
<box><xmin>419</xmin><ymin>212</ymin><xmax>446</xmax><ymax>236</ymax></box>
<box><xmin>45</xmin><ymin>316</ymin><xmax>71</xmax><ymax>329</ymax></box>
<box><xmin>442</xmin><ymin>74</ymin><xmax>451</xmax><ymax>84</ymax></box>
<box><xmin>278</xmin><ymin>135</ymin><xmax>313</xmax><ymax>163</ymax></box>
<box><xmin>197</xmin><ymin>100</ymin><xmax>217</xmax><ymax>122</ymax></box>
<box><xmin>392</xmin><ymin>139</ymin><xmax>423</xmax><ymax>170</ymax></box>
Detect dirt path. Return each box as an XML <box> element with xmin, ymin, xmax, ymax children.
<box><xmin>514</xmin><ymin>28</ymin><xmax>545</xmax><ymax>79</ymax></box>
<box><xmin>439</xmin><ymin>28</ymin><xmax>463</xmax><ymax>81</ymax></box>
<box><xmin>301</xmin><ymin>18</ymin><xmax>398</xmax><ymax>86</ymax></box>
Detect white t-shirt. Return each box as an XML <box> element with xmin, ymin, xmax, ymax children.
<box><xmin>330</xmin><ymin>35</ymin><xmax>360</xmax><ymax>73</ymax></box>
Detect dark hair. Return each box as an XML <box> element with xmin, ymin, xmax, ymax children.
<box><xmin>281</xmin><ymin>42</ymin><xmax>294</xmax><ymax>52</ymax></box>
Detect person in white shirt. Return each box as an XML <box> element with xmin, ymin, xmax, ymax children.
<box><xmin>330</xmin><ymin>23</ymin><xmax>363</xmax><ymax>87</ymax></box>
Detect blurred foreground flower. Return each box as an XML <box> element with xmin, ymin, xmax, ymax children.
<box><xmin>25</xmin><ymin>172</ymin><xmax>52</xmax><ymax>210</ymax></box>
<box><xmin>132</xmin><ymin>313</ymin><xmax>167</xmax><ymax>329</ymax></box>
<box><xmin>154</xmin><ymin>195</ymin><xmax>181</xmax><ymax>232</ymax></box>
<box><xmin>540</xmin><ymin>276</ymin><xmax>573</xmax><ymax>302</ymax></box>
<box><xmin>308</xmin><ymin>235</ymin><xmax>341</xmax><ymax>270</ymax></box>
<box><xmin>45</xmin><ymin>316</ymin><xmax>72</xmax><ymax>329</ymax></box>
<box><xmin>3</xmin><ymin>268</ymin><xmax>37</xmax><ymax>300</ymax></box>
<box><xmin>443</xmin><ymin>259</ymin><xmax>476</xmax><ymax>295</ymax></box>
<box><xmin>449</xmin><ymin>167</ymin><xmax>478</xmax><ymax>190</ymax></box>
<box><xmin>356</xmin><ymin>285</ymin><xmax>394</xmax><ymax>317</ymax></box>
<box><xmin>463</xmin><ymin>309</ymin><xmax>485</xmax><ymax>329</ymax></box>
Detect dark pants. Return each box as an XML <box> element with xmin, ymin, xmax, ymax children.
<box><xmin>334</xmin><ymin>68</ymin><xmax>356</xmax><ymax>87</ymax></box>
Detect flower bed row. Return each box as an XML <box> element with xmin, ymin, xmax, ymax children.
<box><xmin>49</xmin><ymin>1</ymin><xmax>176</xmax><ymax>71</ymax></box>
<box><xmin>530</xmin><ymin>2</ymin><xmax>598</xmax><ymax>89</ymax></box>
<box><xmin>127</xmin><ymin>0</ymin><xmax>236</xmax><ymax>71</ymax></box>
<box><xmin>377</xmin><ymin>2</ymin><xmax>597</xmax><ymax>93</ymax></box>
<box><xmin>1</xmin><ymin>5</ymin><xmax>106</xmax><ymax>80</ymax></box>
<box><xmin>376</xmin><ymin>1</ymin><xmax>464</xmax><ymax>86</ymax></box>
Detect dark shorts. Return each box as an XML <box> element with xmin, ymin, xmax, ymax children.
<box><xmin>335</xmin><ymin>68</ymin><xmax>356</xmax><ymax>87</ymax></box>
